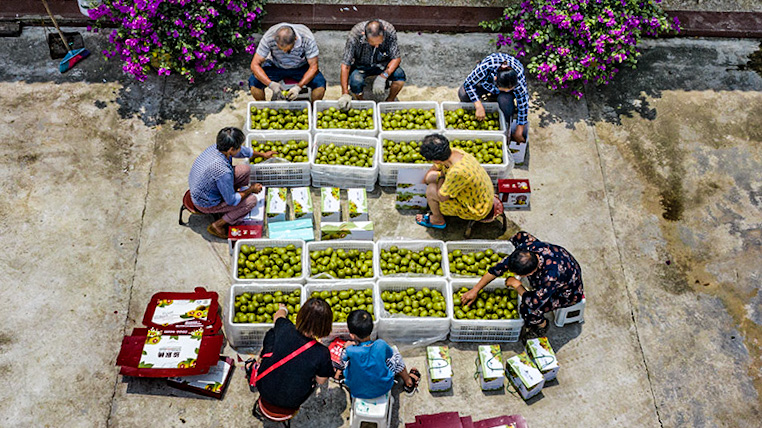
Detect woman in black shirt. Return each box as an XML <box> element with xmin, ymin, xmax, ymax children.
<box><xmin>255</xmin><ymin>297</ymin><xmax>335</xmax><ymax>417</ymax></box>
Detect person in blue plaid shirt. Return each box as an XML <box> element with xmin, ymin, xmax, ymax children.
<box><xmin>458</xmin><ymin>53</ymin><xmax>529</xmax><ymax>143</ymax></box>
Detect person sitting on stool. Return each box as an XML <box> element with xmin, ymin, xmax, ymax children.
<box><xmin>338</xmin><ymin>19</ymin><xmax>405</xmax><ymax>109</ymax></box>
<box><xmin>459</xmin><ymin>52</ymin><xmax>529</xmax><ymax>143</ymax></box>
<box><xmin>414</xmin><ymin>133</ymin><xmax>495</xmax><ymax>230</ymax></box>
<box><xmin>461</xmin><ymin>231</ymin><xmax>584</xmax><ymax>342</ymax></box>
<box><xmin>188</xmin><ymin>127</ymin><xmax>274</xmax><ymax>238</ymax></box>
<box><xmin>249</xmin><ymin>23</ymin><xmax>326</xmax><ymax>102</ymax></box>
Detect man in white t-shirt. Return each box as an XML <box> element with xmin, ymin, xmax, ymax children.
<box><xmin>249</xmin><ymin>23</ymin><xmax>326</xmax><ymax>102</ymax></box>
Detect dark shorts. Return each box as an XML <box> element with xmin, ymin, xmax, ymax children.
<box><xmin>349</xmin><ymin>65</ymin><xmax>406</xmax><ymax>94</ymax></box>
<box><xmin>249</xmin><ymin>63</ymin><xmax>327</xmax><ymax>89</ymax></box>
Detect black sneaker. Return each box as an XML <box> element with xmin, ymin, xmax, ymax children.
<box><xmin>520</xmin><ymin>321</ymin><xmax>549</xmax><ymax>345</ymax></box>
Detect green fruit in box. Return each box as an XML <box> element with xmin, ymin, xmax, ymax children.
<box><xmin>452</xmin><ymin>286</ymin><xmax>519</xmax><ymax>320</ymax></box>
<box><xmin>251</xmin><ymin>139</ymin><xmax>309</xmax><ymax>163</ymax></box>
<box><xmin>317</xmin><ymin>106</ymin><xmax>374</xmax><ymax>130</ymax></box>
<box><xmin>315</xmin><ymin>143</ymin><xmax>375</xmax><ymax>168</ymax></box>
<box><xmin>310</xmin><ymin>288</ymin><xmax>374</xmax><ymax>323</ymax></box>
<box><xmin>381</xmin><ymin>288</ymin><xmax>447</xmax><ymax>317</ymax></box>
<box><xmin>233</xmin><ymin>289</ymin><xmax>301</xmax><ymax>324</ymax></box>
<box><xmin>236</xmin><ymin>245</ymin><xmax>302</xmax><ymax>279</ymax></box>
<box><xmin>379</xmin><ymin>246</ymin><xmax>444</xmax><ymax>276</ymax></box>
<box><xmin>444</xmin><ymin>108</ymin><xmax>500</xmax><ymax>131</ymax></box>
<box><xmin>382</xmin><ymin>139</ymin><xmax>428</xmax><ymax>164</ymax></box>
<box><xmin>449</xmin><ymin>138</ymin><xmax>504</xmax><ymax>165</ymax></box>
<box><xmin>310</xmin><ymin>248</ymin><xmax>374</xmax><ymax>279</ymax></box>
<box><xmin>249</xmin><ymin>106</ymin><xmax>309</xmax><ymax>130</ymax></box>
<box><xmin>447</xmin><ymin>249</ymin><xmax>510</xmax><ymax>277</ymax></box>
<box><xmin>380</xmin><ymin>108</ymin><xmax>437</xmax><ymax>131</ymax></box>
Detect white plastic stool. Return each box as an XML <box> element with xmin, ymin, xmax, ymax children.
<box><xmin>349</xmin><ymin>392</ymin><xmax>393</xmax><ymax>428</ymax></box>
<box><xmin>554</xmin><ymin>297</ymin><xmax>586</xmax><ymax>327</ymax></box>
<box><xmin>279</xmin><ymin>78</ymin><xmax>312</xmax><ymax>101</ymax></box>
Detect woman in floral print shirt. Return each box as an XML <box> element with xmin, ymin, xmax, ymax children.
<box><xmin>461</xmin><ymin>231</ymin><xmax>584</xmax><ymax>341</ymax></box>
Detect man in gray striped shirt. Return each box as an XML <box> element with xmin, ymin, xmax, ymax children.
<box><xmin>249</xmin><ymin>23</ymin><xmax>327</xmax><ymax>102</ymax></box>
<box><xmin>338</xmin><ymin>19</ymin><xmax>405</xmax><ymax>110</ymax></box>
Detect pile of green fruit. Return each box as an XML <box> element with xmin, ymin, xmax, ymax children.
<box><xmin>250</xmin><ymin>139</ymin><xmax>309</xmax><ymax>163</ymax></box>
<box><xmin>380</xmin><ymin>287</ymin><xmax>447</xmax><ymax>317</ymax></box>
<box><xmin>380</xmin><ymin>108</ymin><xmax>437</xmax><ymax>130</ymax></box>
<box><xmin>450</xmin><ymin>138</ymin><xmax>504</xmax><ymax>164</ymax></box>
<box><xmin>249</xmin><ymin>106</ymin><xmax>309</xmax><ymax>131</ymax></box>
<box><xmin>381</xmin><ymin>139</ymin><xmax>427</xmax><ymax>163</ymax></box>
<box><xmin>309</xmin><ymin>288</ymin><xmax>374</xmax><ymax>322</ymax></box>
<box><xmin>379</xmin><ymin>245</ymin><xmax>444</xmax><ymax>276</ymax></box>
<box><xmin>314</xmin><ymin>143</ymin><xmax>375</xmax><ymax>167</ymax></box>
<box><xmin>452</xmin><ymin>286</ymin><xmax>519</xmax><ymax>320</ymax></box>
<box><xmin>309</xmin><ymin>247</ymin><xmax>374</xmax><ymax>279</ymax></box>
<box><xmin>233</xmin><ymin>290</ymin><xmax>301</xmax><ymax>324</ymax></box>
<box><xmin>317</xmin><ymin>107</ymin><xmax>374</xmax><ymax>130</ymax></box>
<box><xmin>444</xmin><ymin>108</ymin><xmax>501</xmax><ymax>131</ymax></box>
<box><xmin>237</xmin><ymin>244</ymin><xmax>302</xmax><ymax>280</ymax></box>
<box><xmin>448</xmin><ymin>248</ymin><xmax>510</xmax><ymax>277</ymax></box>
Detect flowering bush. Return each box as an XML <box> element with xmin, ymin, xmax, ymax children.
<box><xmin>482</xmin><ymin>0</ymin><xmax>679</xmax><ymax>98</ymax></box>
<box><xmin>89</xmin><ymin>0</ymin><xmax>266</xmax><ymax>82</ymax></box>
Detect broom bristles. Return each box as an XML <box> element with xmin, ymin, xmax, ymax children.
<box><xmin>59</xmin><ymin>48</ymin><xmax>90</xmax><ymax>73</ymax></box>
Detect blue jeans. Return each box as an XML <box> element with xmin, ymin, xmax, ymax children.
<box><xmin>249</xmin><ymin>63</ymin><xmax>327</xmax><ymax>89</ymax></box>
<box><xmin>458</xmin><ymin>85</ymin><xmax>519</xmax><ymax>125</ymax></box>
<box><xmin>349</xmin><ymin>65</ymin><xmax>406</xmax><ymax>95</ymax></box>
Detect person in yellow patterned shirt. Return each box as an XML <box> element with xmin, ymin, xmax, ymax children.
<box><xmin>415</xmin><ymin>134</ymin><xmax>494</xmax><ymax>229</ymax></box>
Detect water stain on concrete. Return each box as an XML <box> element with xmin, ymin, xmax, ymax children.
<box><xmin>739</xmin><ymin>42</ymin><xmax>762</xmax><ymax>79</ymax></box>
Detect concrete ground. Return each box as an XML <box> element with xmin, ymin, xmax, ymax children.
<box><xmin>0</xmin><ymin>28</ymin><xmax>760</xmax><ymax>428</ymax></box>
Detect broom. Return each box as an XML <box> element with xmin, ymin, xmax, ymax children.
<box><xmin>41</xmin><ymin>0</ymin><xmax>90</xmax><ymax>72</ymax></box>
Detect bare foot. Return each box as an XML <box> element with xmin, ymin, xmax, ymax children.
<box><xmin>415</xmin><ymin>213</ymin><xmax>445</xmax><ymax>225</ymax></box>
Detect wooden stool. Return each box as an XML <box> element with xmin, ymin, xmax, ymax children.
<box><xmin>465</xmin><ymin>195</ymin><xmax>507</xmax><ymax>238</ymax></box>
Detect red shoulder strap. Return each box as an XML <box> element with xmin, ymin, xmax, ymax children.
<box><xmin>255</xmin><ymin>340</ymin><xmax>318</xmax><ymax>382</ymax></box>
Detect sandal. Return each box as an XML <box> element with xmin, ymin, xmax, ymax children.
<box><xmin>404</xmin><ymin>368</ymin><xmax>421</xmax><ymax>396</ymax></box>
<box><xmin>207</xmin><ymin>224</ymin><xmax>228</xmax><ymax>239</ymax></box>
<box><xmin>416</xmin><ymin>214</ymin><xmax>446</xmax><ymax>230</ymax></box>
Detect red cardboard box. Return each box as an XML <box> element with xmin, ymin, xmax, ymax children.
<box><xmin>228</xmin><ymin>224</ymin><xmax>263</xmax><ymax>254</ymax></box>
<box><xmin>497</xmin><ymin>179</ymin><xmax>531</xmax><ymax>209</ymax></box>
<box><xmin>116</xmin><ymin>287</ymin><xmax>225</xmax><ymax>378</ymax></box>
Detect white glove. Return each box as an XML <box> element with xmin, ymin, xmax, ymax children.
<box><xmin>372</xmin><ymin>75</ymin><xmax>387</xmax><ymax>96</ymax></box>
<box><xmin>268</xmin><ymin>81</ymin><xmax>284</xmax><ymax>100</ymax></box>
<box><xmin>338</xmin><ymin>93</ymin><xmax>352</xmax><ymax>111</ymax></box>
<box><xmin>286</xmin><ymin>85</ymin><xmax>302</xmax><ymax>101</ymax></box>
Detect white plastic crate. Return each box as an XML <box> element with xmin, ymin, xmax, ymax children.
<box><xmin>305</xmin><ymin>240</ymin><xmax>378</xmax><ymax>281</ymax></box>
<box><xmin>443</xmin><ymin>131</ymin><xmax>514</xmax><ymax>184</ymax></box>
<box><xmin>245</xmin><ymin>132</ymin><xmax>312</xmax><ymax>187</ymax></box>
<box><xmin>245</xmin><ymin>101</ymin><xmax>312</xmax><ymax>134</ymax></box>
<box><xmin>376</xmin><ymin>239</ymin><xmax>448</xmax><ymax>278</ymax></box>
<box><xmin>377</xmin><ymin>131</ymin><xmax>433</xmax><ymax>187</ymax></box>
<box><xmin>232</xmin><ymin>239</ymin><xmax>307</xmax><ymax>284</ymax></box>
<box><xmin>225</xmin><ymin>282</ymin><xmax>304</xmax><ymax>348</ymax></box>
<box><xmin>449</xmin><ymin>278</ymin><xmax>523</xmax><ymax>343</ymax></box>
<box><xmin>310</xmin><ymin>133</ymin><xmax>379</xmax><ymax>191</ymax></box>
<box><xmin>375</xmin><ymin>278</ymin><xmax>451</xmax><ymax>344</ymax></box>
<box><xmin>445</xmin><ymin>240</ymin><xmax>515</xmax><ymax>279</ymax></box>
<box><xmin>440</xmin><ymin>101</ymin><xmax>507</xmax><ymax>133</ymax></box>
<box><xmin>304</xmin><ymin>280</ymin><xmax>377</xmax><ymax>342</ymax></box>
<box><xmin>312</xmin><ymin>100</ymin><xmax>379</xmax><ymax>137</ymax></box>
<box><xmin>377</xmin><ymin>101</ymin><xmax>443</xmax><ymax>133</ymax></box>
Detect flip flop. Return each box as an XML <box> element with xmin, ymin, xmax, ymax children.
<box><xmin>404</xmin><ymin>368</ymin><xmax>421</xmax><ymax>396</ymax></box>
<box><xmin>416</xmin><ymin>213</ymin><xmax>446</xmax><ymax>230</ymax></box>
<box><xmin>207</xmin><ymin>224</ymin><xmax>228</xmax><ymax>239</ymax></box>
